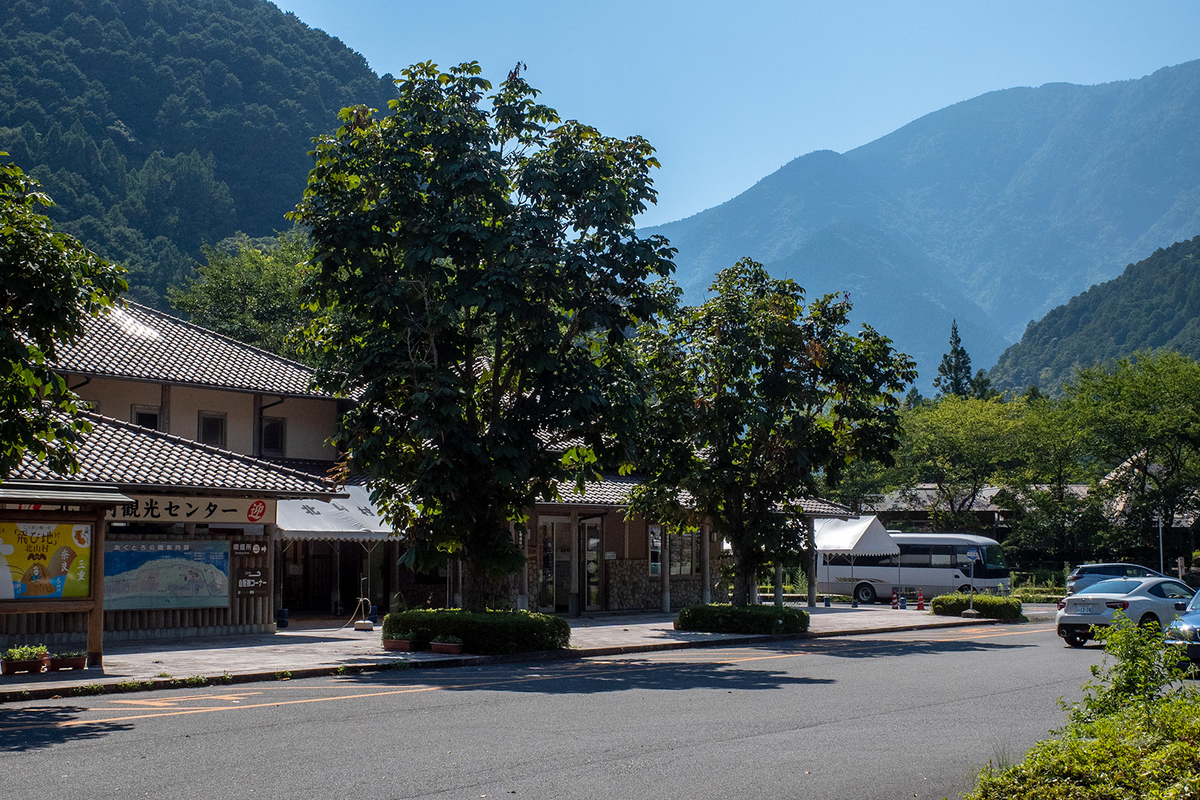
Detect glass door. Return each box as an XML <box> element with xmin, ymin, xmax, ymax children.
<box><xmin>582</xmin><ymin>517</ymin><xmax>602</xmax><ymax>611</ymax></box>
<box><xmin>538</xmin><ymin>517</ymin><xmax>573</xmax><ymax>613</ymax></box>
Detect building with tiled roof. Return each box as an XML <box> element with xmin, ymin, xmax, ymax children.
<box><xmin>8</xmin><ymin>412</ymin><xmax>337</xmax><ymax>498</ymax></box>
<box><xmin>55</xmin><ymin>302</ymin><xmax>324</xmax><ymax>397</ymax></box>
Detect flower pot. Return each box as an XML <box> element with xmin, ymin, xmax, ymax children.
<box><xmin>1</xmin><ymin>656</ymin><xmax>48</xmax><ymax>675</ymax></box>
<box><xmin>430</xmin><ymin>641</ymin><xmax>463</xmax><ymax>655</ymax></box>
<box><xmin>47</xmin><ymin>656</ymin><xmax>88</xmax><ymax>672</ymax></box>
<box><xmin>382</xmin><ymin>638</ymin><xmax>412</xmax><ymax>652</ymax></box>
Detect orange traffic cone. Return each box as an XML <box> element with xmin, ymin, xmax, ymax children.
<box><xmin>917</xmin><ymin>589</ymin><xmax>925</xmax><ymax>611</ymax></box>
<box><xmin>891</xmin><ymin>588</ymin><xmax>899</xmax><ymax>609</ymax></box>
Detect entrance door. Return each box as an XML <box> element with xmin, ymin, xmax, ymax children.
<box><xmin>582</xmin><ymin>517</ymin><xmax>603</xmax><ymax>611</ymax></box>
<box><xmin>537</xmin><ymin>517</ymin><xmax>573</xmax><ymax>613</ymax></box>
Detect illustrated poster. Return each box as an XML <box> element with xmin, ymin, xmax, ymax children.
<box><xmin>0</xmin><ymin>522</ymin><xmax>92</xmax><ymax>601</ymax></box>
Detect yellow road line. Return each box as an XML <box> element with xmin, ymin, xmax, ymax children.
<box><xmin>3</xmin><ymin>624</ymin><xmax>1056</xmax><ymax>730</ymax></box>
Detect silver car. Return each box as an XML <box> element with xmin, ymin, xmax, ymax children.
<box><xmin>1066</xmin><ymin>562</ymin><xmax>1164</xmax><ymax>594</ymax></box>
<box><xmin>1055</xmin><ymin>576</ymin><xmax>1196</xmax><ymax>648</ymax></box>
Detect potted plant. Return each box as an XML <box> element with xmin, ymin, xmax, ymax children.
<box><xmin>47</xmin><ymin>650</ymin><xmax>88</xmax><ymax>671</ymax></box>
<box><xmin>430</xmin><ymin>634</ymin><xmax>464</xmax><ymax>655</ymax></box>
<box><xmin>382</xmin><ymin>630</ymin><xmax>415</xmax><ymax>652</ymax></box>
<box><xmin>2</xmin><ymin>644</ymin><xmax>49</xmax><ymax>675</ymax></box>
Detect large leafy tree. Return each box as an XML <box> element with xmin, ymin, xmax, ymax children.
<box><xmin>632</xmin><ymin>259</ymin><xmax>915</xmax><ymax>605</ymax></box>
<box><xmin>292</xmin><ymin>63</ymin><xmax>675</xmax><ymax>610</ymax></box>
<box><xmin>895</xmin><ymin>396</ymin><xmax>1021</xmax><ymax>531</ymax></box>
<box><xmin>1</xmin><ymin>155</ymin><xmax>126</xmax><ymax>477</ymax></box>
<box><xmin>1068</xmin><ymin>351</ymin><xmax>1200</xmax><ymax>560</ymax></box>
<box><xmin>169</xmin><ymin>227</ymin><xmax>316</xmax><ymax>362</ymax></box>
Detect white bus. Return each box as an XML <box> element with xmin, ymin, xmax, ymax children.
<box><xmin>817</xmin><ymin>532</ymin><xmax>1011</xmax><ymax>605</ymax></box>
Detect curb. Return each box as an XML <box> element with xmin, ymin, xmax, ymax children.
<box><xmin>0</xmin><ymin>616</ymin><xmax>1012</xmax><ymax>704</ymax></box>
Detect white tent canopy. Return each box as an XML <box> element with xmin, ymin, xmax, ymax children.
<box><xmin>276</xmin><ymin>484</ymin><xmax>395</xmax><ymax>542</ymax></box>
<box><xmin>813</xmin><ymin>515</ymin><xmax>898</xmax><ymax>556</ymax></box>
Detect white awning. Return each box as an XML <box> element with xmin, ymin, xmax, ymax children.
<box><xmin>813</xmin><ymin>515</ymin><xmax>898</xmax><ymax>556</ymax></box>
<box><xmin>276</xmin><ymin>485</ymin><xmax>396</xmax><ymax>542</ymax></box>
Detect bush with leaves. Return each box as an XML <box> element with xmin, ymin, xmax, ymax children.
<box><xmin>381</xmin><ymin>609</ymin><xmax>570</xmax><ymax>654</ymax></box>
<box><xmin>675</xmin><ymin>604</ymin><xmax>808</xmax><ymax>635</ymax></box>
<box><xmin>965</xmin><ymin>613</ymin><xmax>1200</xmax><ymax>799</ymax></box>
<box><xmin>930</xmin><ymin>593</ymin><xmax>1022</xmax><ymax>620</ymax></box>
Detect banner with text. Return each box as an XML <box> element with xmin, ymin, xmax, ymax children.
<box><xmin>105</xmin><ymin>496</ymin><xmax>276</xmax><ymax>525</ymax></box>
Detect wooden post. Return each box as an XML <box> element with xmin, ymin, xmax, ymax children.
<box><xmin>88</xmin><ymin>507</ymin><xmax>107</xmax><ymax>668</ymax></box>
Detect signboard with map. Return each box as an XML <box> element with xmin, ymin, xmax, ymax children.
<box><xmin>0</xmin><ymin>522</ymin><xmax>93</xmax><ymax>601</ymax></box>
<box><xmin>104</xmin><ymin>541</ymin><xmax>230</xmax><ymax>610</ymax></box>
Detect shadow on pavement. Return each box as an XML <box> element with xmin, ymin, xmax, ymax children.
<box><xmin>744</xmin><ymin>634</ymin><xmax>1038</xmax><ymax>660</ymax></box>
<box><xmin>342</xmin><ymin>658</ymin><xmax>835</xmax><ymax>695</ymax></box>
<box><xmin>0</xmin><ymin>706</ymin><xmax>133</xmax><ymax>752</ymax></box>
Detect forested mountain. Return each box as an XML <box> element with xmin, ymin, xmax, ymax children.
<box><xmin>648</xmin><ymin>61</ymin><xmax>1200</xmax><ymax>382</ymax></box>
<box><xmin>988</xmin><ymin>236</ymin><xmax>1200</xmax><ymax>393</ymax></box>
<box><xmin>0</xmin><ymin>0</ymin><xmax>394</xmax><ymax>306</ymax></box>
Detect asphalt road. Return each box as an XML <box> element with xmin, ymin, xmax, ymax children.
<box><xmin>1</xmin><ymin>622</ymin><xmax>1103</xmax><ymax>800</ymax></box>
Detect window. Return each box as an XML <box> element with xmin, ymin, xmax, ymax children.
<box><xmin>931</xmin><ymin>545</ymin><xmax>953</xmax><ymax>567</ymax></box>
<box><xmin>261</xmin><ymin>416</ymin><xmax>286</xmax><ymax>457</ymax></box>
<box><xmin>649</xmin><ymin>525</ymin><xmax>662</xmax><ymax>575</ymax></box>
<box><xmin>131</xmin><ymin>404</ymin><xmax>161</xmax><ymax>431</ymax></box>
<box><xmin>898</xmin><ymin>544</ymin><xmax>931</xmax><ymax>567</ymax></box>
<box><xmin>197</xmin><ymin>411</ymin><xmax>227</xmax><ymax>448</ymax></box>
<box><xmin>670</xmin><ymin>529</ymin><xmax>697</xmax><ymax>576</ymax></box>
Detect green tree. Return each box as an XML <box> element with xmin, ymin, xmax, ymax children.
<box><xmin>933</xmin><ymin>319</ymin><xmax>972</xmax><ymax>398</ymax></box>
<box><xmin>995</xmin><ymin>396</ymin><xmax>1104</xmax><ymax>564</ymax></box>
<box><xmin>631</xmin><ymin>259</ymin><xmax>915</xmax><ymax>605</ymax></box>
<box><xmin>1067</xmin><ymin>351</ymin><xmax>1200</xmax><ymax>560</ymax></box>
<box><xmin>291</xmin><ymin>63</ymin><xmax>675</xmax><ymax>611</ymax></box>
<box><xmin>1</xmin><ymin>155</ymin><xmax>126</xmax><ymax>477</ymax></box>
<box><xmin>169</xmin><ymin>227</ymin><xmax>315</xmax><ymax>361</ymax></box>
<box><xmin>896</xmin><ymin>396</ymin><xmax>1020</xmax><ymax>530</ymax></box>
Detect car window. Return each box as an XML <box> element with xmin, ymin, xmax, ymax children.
<box><xmin>1163</xmin><ymin>582</ymin><xmax>1195</xmax><ymax>599</ymax></box>
<box><xmin>1083</xmin><ymin>578</ymin><xmax>1138</xmax><ymax>595</ymax></box>
<box><xmin>1102</xmin><ymin>566</ymin><xmax>1124</xmax><ymax>576</ymax></box>
<box><xmin>1126</xmin><ymin>566</ymin><xmax>1153</xmax><ymax>577</ymax></box>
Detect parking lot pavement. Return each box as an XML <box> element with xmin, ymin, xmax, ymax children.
<box><xmin>0</xmin><ymin>603</ymin><xmax>1014</xmax><ymax>702</ymax></box>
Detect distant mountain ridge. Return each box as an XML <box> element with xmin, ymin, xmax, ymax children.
<box><xmin>989</xmin><ymin>236</ymin><xmax>1200</xmax><ymax>393</ymax></box>
<box><xmin>648</xmin><ymin>61</ymin><xmax>1200</xmax><ymax>382</ymax></box>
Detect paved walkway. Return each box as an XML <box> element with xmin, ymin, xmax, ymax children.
<box><xmin>0</xmin><ymin>603</ymin><xmax>1056</xmax><ymax>702</ymax></box>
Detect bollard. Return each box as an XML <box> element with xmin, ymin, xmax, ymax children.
<box><xmin>823</xmin><ymin>595</ymin><xmax>831</xmax><ymax>608</ymax></box>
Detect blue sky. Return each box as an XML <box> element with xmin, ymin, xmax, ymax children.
<box><xmin>273</xmin><ymin>1</ymin><xmax>1200</xmax><ymax>227</ymax></box>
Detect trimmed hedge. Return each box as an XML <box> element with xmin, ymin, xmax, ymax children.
<box><xmin>676</xmin><ymin>603</ymin><xmax>809</xmax><ymax>635</ymax></box>
<box><xmin>381</xmin><ymin>609</ymin><xmax>570</xmax><ymax>654</ymax></box>
<box><xmin>965</xmin><ymin>695</ymin><xmax>1200</xmax><ymax>799</ymax></box>
<box><xmin>930</xmin><ymin>593</ymin><xmax>1022</xmax><ymax>620</ymax></box>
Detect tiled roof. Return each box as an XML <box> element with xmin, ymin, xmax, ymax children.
<box><xmin>8</xmin><ymin>412</ymin><xmax>337</xmax><ymax>497</ymax></box>
<box><xmin>53</xmin><ymin>302</ymin><xmax>324</xmax><ymax>397</ymax></box>
<box><xmin>540</xmin><ymin>474</ymin><xmax>643</xmax><ymax>506</ymax></box>
<box><xmin>792</xmin><ymin>497</ymin><xmax>853</xmax><ymax>517</ymax></box>
<box><xmin>540</xmin><ymin>474</ymin><xmax>849</xmax><ymax>518</ymax></box>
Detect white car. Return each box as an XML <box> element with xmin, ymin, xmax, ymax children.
<box><xmin>1055</xmin><ymin>576</ymin><xmax>1196</xmax><ymax>648</ymax></box>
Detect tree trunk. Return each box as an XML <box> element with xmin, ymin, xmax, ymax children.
<box><xmin>730</xmin><ymin>538</ymin><xmax>759</xmax><ymax>606</ymax></box>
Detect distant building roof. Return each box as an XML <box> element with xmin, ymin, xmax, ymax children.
<box><xmin>7</xmin><ymin>412</ymin><xmax>338</xmax><ymax>498</ymax></box>
<box><xmin>53</xmin><ymin>302</ymin><xmax>325</xmax><ymax>398</ymax></box>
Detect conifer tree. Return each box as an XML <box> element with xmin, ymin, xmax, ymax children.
<box><xmin>933</xmin><ymin>320</ymin><xmax>972</xmax><ymax>398</ymax></box>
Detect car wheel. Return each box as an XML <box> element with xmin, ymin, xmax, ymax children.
<box><xmin>958</xmin><ymin>585</ymin><xmax>973</xmax><ymax>594</ymax></box>
<box><xmin>854</xmin><ymin>583</ymin><xmax>876</xmax><ymax>605</ymax></box>
<box><xmin>1064</xmin><ymin>632</ymin><xmax>1088</xmax><ymax>648</ymax></box>
<box><xmin>1139</xmin><ymin>613</ymin><xmax>1161</xmax><ymax>629</ymax></box>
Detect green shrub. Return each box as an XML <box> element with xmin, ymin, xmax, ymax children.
<box><xmin>381</xmin><ymin>609</ymin><xmax>570</xmax><ymax>654</ymax></box>
<box><xmin>51</xmin><ymin>650</ymin><xmax>86</xmax><ymax>659</ymax></box>
<box><xmin>3</xmin><ymin>644</ymin><xmax>48</xmax><ymax>661</ymax></box>
<box><xmin>966</xmin><ymin>694</ymin><xmax>1200</xmax><ymax>800</ymax></box>
<box><xmin>675</xmin><ymin>603</ymin><xmax>809</xmax><ymax>635</ymax></box>
<box><xmin>930</xmin><ymin>593</ymin><xmax>1022</xmax><ymax>620</ymax></box>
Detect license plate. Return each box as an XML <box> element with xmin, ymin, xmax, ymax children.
<box><xmin>1075</xmin><ymin>604</ymin><xmax>1093</xmax><ymax>614</ymax></box>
